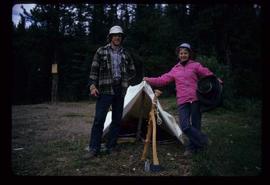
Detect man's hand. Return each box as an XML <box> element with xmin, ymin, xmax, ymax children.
<box><xmin>90</xmin><ymin>84</ymin><xmax>99</xmax><ymax>97</ymax></box>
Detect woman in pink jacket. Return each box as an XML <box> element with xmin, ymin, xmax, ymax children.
<box><xmin>144</xmin><ymin>43</ymin><xmax>218</xmax><ymax>156</ymax></box>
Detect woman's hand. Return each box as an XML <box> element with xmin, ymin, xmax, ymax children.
<box><xmin>218</xmin><ymin>78</ymin><xmax>223</xmax><ymax>84</ymax></box>
<box><xmin>143</xmin><ymin>77</ymin><xmax>149</xmax><ymax>82</ymax></box>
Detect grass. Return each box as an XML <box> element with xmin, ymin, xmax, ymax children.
<box><xmin>192</xmin><ymin>109</ymin><xmax>261</xmax><ymax>176</ymax></box>
<box><xmin>12</xmin><ymin>138</ymin><xmax>87</xmax><ymax>175</ymax></box>
<box><xmin>11</xmin><ymin>97</ymin><xmax>261</xmax><ymax>176</ymax></box>
<box><xmin>159</xmin><ymin>96</ymin><xmax>261</xmax><ymax>176</ymax></box>
<box><xmin>12</xmin><ymin>138</ymin><xmax>187</xmax><ymax>176</ymax></box>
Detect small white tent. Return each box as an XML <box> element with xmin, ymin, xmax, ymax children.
<box><xmin>102</xmin><ymin>81</ymin><xmax>184</xmax><ymax>144</ymax></box>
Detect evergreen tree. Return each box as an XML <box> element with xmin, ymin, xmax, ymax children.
<box><xmin>12</xmin><ymin>3</ymin><xmax>262</xmax><ymax>104</ymax></box>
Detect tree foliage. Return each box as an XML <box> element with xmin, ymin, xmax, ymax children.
<box><xmin>12</xmin><ymin>3</ymin><xmax>262</xmax><ymax>104</ymax></box>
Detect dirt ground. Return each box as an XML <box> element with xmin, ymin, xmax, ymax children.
<box><xmin>11</xmin><ymin>101</ymin><xmax>191</xmax><ymax>176</ymax></box>
<box><xmin>12</xmin><ymin>102</ymin><xmax>93</xmax><ymax>142</ymax></box>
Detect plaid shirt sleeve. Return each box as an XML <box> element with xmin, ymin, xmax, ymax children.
<box><xmin>88</xmin><ymin>48</ymin><xmax>101</xmax><ymax>87</ymax></box>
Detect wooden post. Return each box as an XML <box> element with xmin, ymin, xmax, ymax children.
<box><xmin>51</xmin><ymin>63</ymin><xmax>58</xmax><ymax>104</ymax></box>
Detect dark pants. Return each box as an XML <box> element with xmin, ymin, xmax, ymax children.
<box><xmin>89</xmin><ymin>85</ymin><xmax>124</xmax><ymax>153</ymax></box>
<box><xmin>178</xmin><ymin>101</ymin><xmax>208</xmax><ymax>151</ymax></box>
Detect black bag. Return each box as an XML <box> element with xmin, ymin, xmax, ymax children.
<box><xmin>197</xmin><ymin>75</ymin><xmax>223</xmax><ymax>112</ymax></box>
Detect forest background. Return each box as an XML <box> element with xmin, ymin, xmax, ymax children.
<box><xmin>12</xmin><ymin>3</ymin><xmax>262</xmax><ymax>107</ymax></box>
<box><xmin>9</xmin><ymin>2</ymin><xmax>264</xmax><ymax>176</ymax></box>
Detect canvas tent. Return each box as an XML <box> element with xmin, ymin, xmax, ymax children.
<box><xmin>102</xmin><ymin>81</ymin><xmax>184</xmax><ymax>144</ymax></box>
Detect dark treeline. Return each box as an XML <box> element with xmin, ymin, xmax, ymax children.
<box><xmin>12</xmin><ymin>3</ymin><xmax>262</xmax><ymax>105</ymax></box>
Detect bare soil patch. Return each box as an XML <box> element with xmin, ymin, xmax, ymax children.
<box><xmin>12</xmin><ymin>101</ymin><xmax>191</xmax><ymax>176</ymax></box>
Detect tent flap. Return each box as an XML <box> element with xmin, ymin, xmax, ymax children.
<box><xmin>103</xmin><ymin>81</ymin><xmax>184</xmax><ymax>144</ymax></box>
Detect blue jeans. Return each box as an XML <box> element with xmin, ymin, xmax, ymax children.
<box><xmin>89</xmin><ymin>85</ymin><xmax>124</xmax><ymax>153</ymax></box>
<box><xmin>178</xmin><ymin>101</ymin><xmax>208</xmax><ymax>151</ymax></box>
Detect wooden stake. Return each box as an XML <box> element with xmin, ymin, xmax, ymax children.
<box><xmin>51</xmin><ymin>73</ymin><xmax>58</xmax><ymax>103</ymax></box>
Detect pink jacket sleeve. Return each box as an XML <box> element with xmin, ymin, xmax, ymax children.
<box><xmin>196</xmin><ymin>63</ymin><xmax>214</xmax><ymax>78</ymax></box>
<box><xmin>147</xmin><ymin>69</ymin><xmax>175</xmax><ymax>87</ymax></box>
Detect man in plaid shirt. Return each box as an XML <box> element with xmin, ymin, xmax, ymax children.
<box><xmin>84</xmin><ymin>25</ymin><xmax>136</xmax><ymax>159</ymax></box>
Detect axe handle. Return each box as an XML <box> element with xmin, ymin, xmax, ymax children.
<box><xmin>141</xmin><ymin>89</ymin><xmax>162</xmax><ymax>163</ymax></box>
<box><xmin>151</xmin><ymin>107</ymin><xmax>159</xmax><ymax>165</ymax></box>
<box><xmin>141</xmin><ymin>116</ymin><xmax>153</xmax><ymax>161</ymax></box>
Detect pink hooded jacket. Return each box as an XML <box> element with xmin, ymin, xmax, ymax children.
<box><xmin>147</xmin><ymin>60</ymin><xmax>214</xmax><ymax>105</ymax></box>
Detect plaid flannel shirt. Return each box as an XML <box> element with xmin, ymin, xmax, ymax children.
<box><xmin>88</xmin><ymin>44</ymin><xmax>136</xmax><ymax>96</ymax></box>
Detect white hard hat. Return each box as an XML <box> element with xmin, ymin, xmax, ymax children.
<box><xmin>178</xmin><ymin>43</ymin><xmax>191</xmax><ymax>50</ymax></box>
<box><xmin>109</xmin><ymin>25</ymin><xmax>124</xmax><ymax>35</ymax></box>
